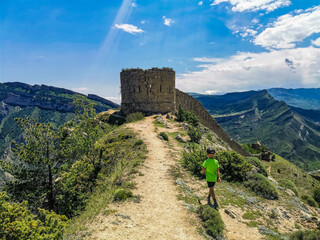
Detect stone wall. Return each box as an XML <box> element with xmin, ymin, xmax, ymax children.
<box><xmin>121</xmin><ymin>68</ymin><xmax>176</xmax><ymax>114</ymax></box>
<box><xmin>175</xmin><ymin>89</ymin><xmax>250</xmax><ymax>156</ymax></box>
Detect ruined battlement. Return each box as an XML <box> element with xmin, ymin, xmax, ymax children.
<box><xmin>121</xmin><ymin>68</ymin><xmax>176</xmax><ymax>115</ymax></box>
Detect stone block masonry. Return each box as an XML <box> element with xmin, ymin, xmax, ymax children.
<box><xmin>120</xmin><ymin>68</ymin><xmax>249</xmax><ymax>156</ymax></box>
<box><xmin>175</xmin><ymin>89</ymin><xmax>250</xmax><ymax>156</ymax></box>
<box><xmin>121</xmin><ymin>68</ymin><xmax>176</xmax><ymax>115</ymax></box>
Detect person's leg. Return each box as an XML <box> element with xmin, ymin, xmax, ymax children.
<box><xmin>211</xmin><ymin>187</ymin><xmax>219</xmax><ymax>208</ymax></box>
<box><xmin>209</xmin><ymin>187</ymin><xmax>215</xmax><ymax>201</ymax></box>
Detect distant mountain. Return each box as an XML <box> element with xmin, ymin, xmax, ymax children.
<box><xmin>0</xmin><ymin>82</ymin><xmax>119</xmax><ymax>187</ymax></box>
<box><xmin>268</xmin><ymin>88</ymin><xmax>320</xmax><ymax>110</ymax></box>
<box><xmin>194</xmin><ymin>90</ymin><xmax>320</xmax><ymax>170</ymax></box>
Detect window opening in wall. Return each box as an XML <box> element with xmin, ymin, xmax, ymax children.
<box><xmin>160</xmin><ymin>85</ymin><xmax>162</xmax><ymax>92</ymax></box>
<box><xmin>139</xmin><ymin>85</ymin><xmax>141</xmax><ymax>93</ymax></box>
<box><xmin>169</xmin><ymin>85</ymin><xmax>171</xmax><ymax>93</ymax></box>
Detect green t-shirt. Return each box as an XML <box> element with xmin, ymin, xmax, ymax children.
<box><xmin>202</xmin><ymin>158</ymin><xmax>219</xmax><ymax>182</ymax></box>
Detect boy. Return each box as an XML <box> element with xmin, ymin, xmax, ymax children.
<box><xmin>201</xmin><ymin>148</ymin><xmax>221</xmax><ymax>209</ymax></box>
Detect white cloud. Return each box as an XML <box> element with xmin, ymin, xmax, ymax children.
<box><xmin>104</xmin><ymin>96</ymin><xmax>121</xmax><ymax>104</ymax></box>
<box><xmin>240</xmin><ymin>28</ymin><xmax>257</xmax><ymax>38</ymax></box>
<box><xmin>177</xmin><ymin>47</ymin><xmax>320</xmax><ymax>93</ymax></box>
<box><xmin>211</xmin><ymin>0</ymin><xmax>291</xmax><ymax>13</ymax></box>
<box><xmin>114</xmin><ymin>23</ymin><xmax>144</xmax><ymax>34</ymax></box>
<box><xmin>72</xmin><ymin>87</ymin><xmax>93</xmax><ymax>93</ymax></box>
<box><xmin>205</xmin><ymin>90</ymin><xmax>220</xmax><ymax>95</ymax></box>
<box><xmin>312</xmin><ymin>37</ymin><xmax>320</xmax><ymax>47</ymax></box>
<box><xmin>163</xmin><ymin>16</ymin><xmax>174</xmax><ymax>26</ymax></box>
<box><xmin>141</xmin><ymin>20</ymin><xmax>146</xmax><ymax>24</ymax></box>
<box><xmin>198</xmin><ymin>1</ymin><xmax>203</xmax><ymax>6</ymax></box>
<box><xmin>254</xmin><ymin>6</ymin><xmax>320</xmax><ymax>49</ymax></box>
<box><xmin>252</xmin><ymin>18</ymin><xmax>260</xmax><ymax>24</ymax></box>
<box><xmin>132</xmin><ymin>2</ymin><xmax>137</xmax><ymax>7</ymax></box>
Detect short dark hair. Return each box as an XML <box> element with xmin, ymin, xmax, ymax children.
<box><xmin>207</xmin><ymin>148</ymin><xmax>216</xmax><ymax>154</ymax></box>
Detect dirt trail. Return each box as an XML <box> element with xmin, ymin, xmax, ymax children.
<box><xmin>87</xmin><ymin>116</ymin><xmax>201</xmax><ymax>240</ymax></box>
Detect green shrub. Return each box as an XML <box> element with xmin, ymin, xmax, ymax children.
<box><xmin>159</xmin><ymin>132</ymin><xmax>169</xmax><ymax>141</ymax></box>
<box><xmin>206</xmin><ymin>133</ymin><xmax>213</xmax><ymax>141</ymax></box>
<box><xmin>113</xmin><ymin>189</ymin><xmax>133</xmax><ymax>202</ymax></box>
<box><xmin>301</xmin><ymin>194</ymin><xmax>319</xmax><ymax>208</ymax></box>
<box><xmin>245</xmin><ymin>173</ymin><xmax>279</xmax><ymax>200</ymax></box>
<box><xmin>289</xmin><ymin>230</ymin><xmax>320</xmax><ymax>240</ymax></box>
<box><xmin>175</xmin><ymin>106</ymin><xmax>199</xmax><ymax>126</ymax></box>
<box><xmin>125</xmin><ymin>112</ymin><xmax>144</xmax><ymax>123</ymax></box>
<box><xmin>313</xmin><ymin>187</ymin><xmax>320</xmax><ymax>206</ymax></box>
<box><xmin>182</xmin><ymin>145</ymin><xmax>207</xmax><ymax>178</ymax></box>
<box><xmin>197</xmin><ymin>205</ymin><xmax>224</xmax><ymax>238</ymax></box>
<box><xmin>134</xmin><ymin>139</ymin><xmax>143</xmax><ymax>147</ymax></box>
<box><xmin>278</xmin><ymin>179</ymin><xmax>299</xmax><ymax>196</ymax></box>
<box><xmin>0</xmin><ymin>192</ymin><xmax>68</xmax><ymax>240</ymax></box>
<box><xmin>188</xmin><ymin>126</ymin><xmax>202</xmax><ymax>143</ymax></box>
<box><xmin>246</xmin><ymin>157</ymin><xmax>268</xmax><ymax>177</ymax></box>
<box><xmin>216</xmin><ymin>151</ymin><xmax>252</xmax><ymax>182</ymax></box>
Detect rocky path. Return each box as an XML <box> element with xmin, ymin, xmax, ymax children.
<box><xmin>86</xmin><ymin>116</ymin><xmax>201</xmax><ymax>240</ymax></box>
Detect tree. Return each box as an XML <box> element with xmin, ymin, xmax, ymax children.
<box><xmin>58</xmin><ymin>97</ymin><xmax>113</xmax><ymax>170</ymax></box>
<box><xmin>7</xmin><ymin>118</ymin><xmax>58</xmax><ymax>210</ymax></box>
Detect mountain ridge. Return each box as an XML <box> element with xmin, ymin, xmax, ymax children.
<box><xmin>194</xmin><ymin>90</ymin><xmax>320</xmax><ymax>170</ymax></box>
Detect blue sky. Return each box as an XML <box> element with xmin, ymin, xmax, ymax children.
<box><xmin>1</xmin><ymin>0</ymin><xmax>320</xmax><ymax>103</ymax></box>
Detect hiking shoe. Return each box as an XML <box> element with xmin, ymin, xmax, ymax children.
<box><xmin>213</xmin><ymin>200</ymin><xmax>219</xmax><ymax>209</ymax></box>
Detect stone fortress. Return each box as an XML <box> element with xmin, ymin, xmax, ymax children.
<box><xmin>121</xmin><ymin>67</ymin><xmax>249</xmax><ymax>156</ymax></box>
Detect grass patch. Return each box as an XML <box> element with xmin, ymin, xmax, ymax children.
<box><xmin>123</xmin><ymin>181</ymin><xmax>136</xmax><ymax>189</ymax></box>
<box><xmin>278</xmin><ymin>179</ymin><xmax>299</xmax><ymax>196</ymax></box>
<box><xmin>242</xmin><ymin>210</ymin><xmax>262</xmax><ymax>220</ymax></box>
<box><xmin>153</xmin><ymin>120</ymin><xmax>166</xmax><ymax>128</ymax></box>
<box><xmin>246</xmin><ymin>221</ymin><xmax>261</xmax><ymax>227</ymax></box>
<box><xmin>125</xmin><ymin>112</ymin><xmax>144</xmax><ymax>123</ymax></box>
<box><xmin>102</xmin><ymin>209</ymin><xmax>117</xmax><ymax>216</ymax></box>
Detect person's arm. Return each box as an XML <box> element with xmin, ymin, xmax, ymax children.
<box><xmin>217</xmin><ymin>168</ymin><xmax>221</xmax><ymax>182</ymax></box>
<box><xmin>201</xmin><ymin>167</ymin><xmax>206</xmax><ymax>175</ymax></box>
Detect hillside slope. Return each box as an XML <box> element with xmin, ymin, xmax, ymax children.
<box><xmin>75</xmin><ymin>115</ymin><xmax>320</xmax><ymax>240</ymax></box>
<box><xmin>195</xmin><ymin>91</ymin><xmax>320</xmax><ymax>170</ymax></box>
<box><xmin>0</xmin><ymin>82</ymin><xmax>119</xmax><ymax>187</ymax></box>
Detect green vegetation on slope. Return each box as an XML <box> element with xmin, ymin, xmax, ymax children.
<box><xmin>0</xmin><ymin>98</ymin><xmax>146</xmax><ymax>239</ymax></box>
<box><xmin>195</xmin><ymin>90</ymin><xmax>320</xmax><ymax>170</ymax></box>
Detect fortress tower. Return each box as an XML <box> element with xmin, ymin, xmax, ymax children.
<box><xmin>120</xmin><ymin>68</ymin><xmax>176</xmax><ymax>114</ymax></box>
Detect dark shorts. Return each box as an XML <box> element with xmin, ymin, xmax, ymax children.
<box><xmin>207</xmin><ymin>181</ymin><xmax>216</xmax><ymax>188</ymax></box>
